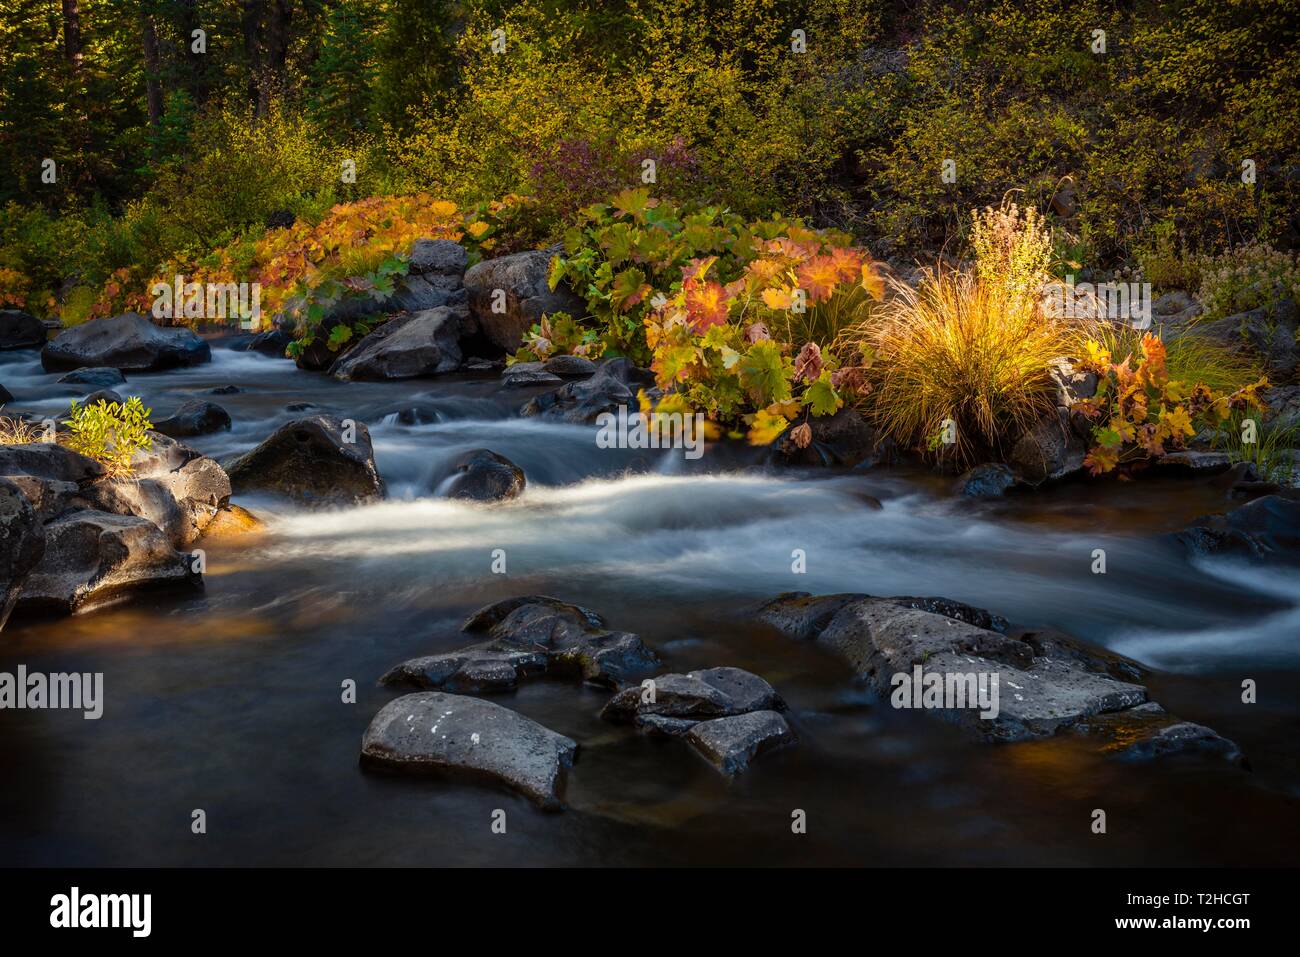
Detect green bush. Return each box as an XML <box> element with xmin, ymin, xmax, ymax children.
<box><xmin>62</xmin><ymin>398</ymin><xmax>154</xmax><ymax>478</ymax></box>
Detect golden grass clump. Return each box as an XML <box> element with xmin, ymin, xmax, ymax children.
<box><xmin>860</xmin><ymin>268</ymin><xmax>1086</xmax><ymax>466</ymax></box>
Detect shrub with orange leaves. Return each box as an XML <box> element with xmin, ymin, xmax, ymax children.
<box><xmin>1072</xmin><ymin>334</ymin><xmax>1270</xmax><ymax>475</ymax></box>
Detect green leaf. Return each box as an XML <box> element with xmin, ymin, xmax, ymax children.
<box><xmin>739</xmin><ymin>340</ymin><xmax>792</xmax><ymax>405</ymax></box>
<box><xmin>802</xmin><ymin>371</ymin><xmax>843</xmax><ymax>416</ymax></box>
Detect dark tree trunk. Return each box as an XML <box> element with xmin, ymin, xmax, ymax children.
<box><xmin>177</xmin><ymin>0</ymin><xmax>209</xmax><ymax>104</ymax></box>
<box><xmin>261</xmin><ymin>0</ymin><xmax>294</xmax><ymax>115</ymax></box>
<box><xmin>140</xmin><ymin>11</ymin><xmax>164</xmax><ymax>131</ymax></box>
<box><xmin>242</xmin><ymin>0</ymin><xmax>265</xmax><ymax>116</ymax></box>
<box><xmin>61</xmin><ymin>0</ymin><xmax>83</xmax><ymax>73</ymax></box>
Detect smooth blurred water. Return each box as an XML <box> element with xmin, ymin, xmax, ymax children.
<box><xmin>1</xmin><ymin>342</ymin><xmax>1297</xmax><ymax>866</ymax></box>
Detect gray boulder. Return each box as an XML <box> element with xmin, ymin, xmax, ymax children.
<box><xmin>153</xmin><ymin>400</ymin><xmax>231</xmax><ymax>438</ymax></box>
<box><xmin>463</xmin><ymin>246</ymin><xmax>587</xmax><ymax>353</ymax></box>
<box><xmin>381</xmin><ymin>596</ymin><xmax>658</xmax><ymax>692</ymax></box>
<box><xmin>42</xmin><ymin>313</ymin><xmax>211</xmax><ymax>372</ymax></box>
<box><xmin>0</xmin><ymin>309</ymin><xmax>47</xmax><ymax>350</ymax></box>
<box><xmin>360</xmin><ymin>691</ymin><xmax>577</xmax><ymax>809</ymax></box>
<box><xmin>329</xmin><ymin>305</ymin><xmax>469</xmax><ymax>381</ymax></box>
<box><xmin>439</xmin><ymin>448</ymin><xmax>525</xmax><ymax>502</ymax></box>
<box><xmin>0</xmin><ymin>477</ymin><xmax>45</xmax><ymax>630</ymax></box>
<box><xmin>543</xmin><ymin>355</ymin><xmax>598</xmax><ymax>378</ymax></box>
<box><xmin>686</xmin><ymin>710</ymin><xmax>796</xmax><ymax>775</ymax></box>
<box><xmin>18</xmin><ymin>508</ymin><xmax>200</xmax><ymax>615</ymax></box>
<box><xmin>1192</xmin><ymin>297</ymin><xmax>1298</xmax><ymax>379</ymax></box>
<box><xmin>226</xmin><ymin>416</ymin><xmax>384</xmax><ymax>507</ymax></box>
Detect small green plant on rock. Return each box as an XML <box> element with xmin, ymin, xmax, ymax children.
<box><xmin>63</xmin><ymin>397</ymin><xmax>154</xmax><ymax>478</ymax></box>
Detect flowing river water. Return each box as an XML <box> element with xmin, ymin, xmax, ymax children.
<box><xmin>1</xmin><ymin>341</ymin><xmax>1298</xmax><ymax>866</ymax></box>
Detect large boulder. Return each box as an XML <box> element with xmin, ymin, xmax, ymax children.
<box><xmin>463</xmin><ymin>246</ymin><xmax>587</xmax><ymax>353</ymax></box>
<box><xmin>295</xmin><ymin>239</ymin><xmax>469</xmax><ymax>371</ymax></box>
<box><xmin>1009</xmin><ymin>407</ymin><xmax>1087</xmax><ymax>483</ymax></box>
<box><xmin>381</xmin><ymin>596</ymin><xmax>658</xmax><ymax>692</ymax></box>
<box><xmin>243</xmin><ymin>325</ymin><xmax>293</xmax><ymax>358</ymax></box>
<box><xmin>329</xmin><ymin>305</ymin><xmax>469</xmax><ymax>381</ymax></box>
<box><xmin>79</xmin><ymin>434</ymin><xmax>231</xmax><ymax>547</ymax></box>
<box><xmin>0</xmin><ymin>477</ymin><xmax>45</xmax><ymax>630</ymax></box>
<box><xmin>17</xmin><ymin>508</ymin><xmax>200</xmax><ymax>615</ymax></box>
<box><xmin>41</xmin><ymin>313</ymin><xmax>211</xmax><ymax>373</ymax></box>
<box><xmin>360</xmin><ymin>691</ymin><xmax>577</xmax><ymax>809</ymax></box>
<box><xmin>1175</xmin><ymin>495</ymin><xmax>1300</xmax><ymax>561</ymax></box>
<box><xmin>153</xmin><ymin>400</ymin><xmax>231</xmax><ymax>438</ymax></box>
<box><xmin>0</xmin><ymin>309</ymin><xmax>48</xmax><ymax>350</ymax></box>
<box><xmin>520</xmin><ymin>358</ymin><xmax>653</xmax><ymax>424</ymax></box>
<box><xmin>225</xmin><ymin>415</ymin><xmax>385</xmax><ymax>507</ymax></box>
<box><xmin>438</xmin><ymin>448</ymin><xmax>525</xmax><ymax>502</ymax></box>
<box><xmin>754</xmin><ymin>592</ymin><xmax>1229</xmax><ymax>749</ymax></box>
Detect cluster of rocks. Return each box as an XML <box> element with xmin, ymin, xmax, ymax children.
<box><xmin>364</xmin><ymin>596</ymin><xmax>798</xmax><ymax>808</ymax></box>
<box><xmin>754</xmin><ymin>591</ymin><xmax>1244</xmax><ymax>762</ymax></box>
<box><xmin>0</xmin><ymin>434</ymin><xmax>245</xmax><ymax>623</ymax></box>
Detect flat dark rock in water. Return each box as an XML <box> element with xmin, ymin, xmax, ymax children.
<box><xmin>57</xmin><ymin>366</ymin><xmax>127</xmax><ymax>388</ymax></box>
<box><xmin>382</xmin><ymin>596</ymin><xmax>658</xmax><ymax>692</ymax></box>
<box><xmin>1073</xmin><ymin>705</ymin><xmax>1246</xmax><ymax>766</ymax></box>
<box><xmin>360</xmin><ymin>692</ymin><xmax>577</xmax><ymax>809</ymax></box>
<box><xmin>754</xmin><ymin>592</ymin><xmax>1240</xmax><ymax>761</ymax></box>
<box><xmin>686</xmin><ymin>710</ymin><xmax>796</xmax><ymax>775</ymax></box>
<box><xmin>954</xmin><ymin>462</ymin><xmax>1022</xmax><ymax>498</ymax></box>
<box><xmin>601</xmin><ymin>666</ymin><xmax>784</xmax><ymax>723</ymax></box>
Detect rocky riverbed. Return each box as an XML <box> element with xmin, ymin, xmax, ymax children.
<box><xmin>1</xmin><ymin>284</ymin><xmax>1298</xmax><ymax>864</ymax></box>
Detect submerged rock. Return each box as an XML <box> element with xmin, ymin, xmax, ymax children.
<box><xmin>954</xmin><ymin>463</ymin><xmax>1023</xmax><ymax>498</ymax></box>
<box><xmin>225</xmin><ymin>415</ymin><xmax>385</xmax><ymax>507</ymax></box>
<box><xmin>360</xmin><ymin>691</ymin><xmax>577</xmax><ymax>809</ymax></box>
<box><xmin>1073</xmin><ymin>704</ymin><xmax>1246</xmax><ymax>765</ymax></box>
<box><xmin>18</xmin><ymin>508</ymin><xmax>200</xmax><ymax>615</ymax></box>
<box><xmin>686</xmin><ymin>710</ymin><xmax>796</xmax><ymax>775</ymax></box>
<box><xmin>57</xmin><ymin>366</ymin><xmax>126</xmax><ymax>388</ymax></box>
<box><xmin>0</xmin><ymin>477</ymin><xmax>45</xmax><ymax>630</ymax></box>
<box><xmin>439</xmin><ymin>448</ymin><xmax>525</xmax><ymax>502</ymax></box>
<box><xmin>153</xmin><ymin>400</ymin><xmax>232</xmax><ymax>438</ymax></box>
<box><xmin>0</xmin><ymin>309</ymin><xmax>46</xmax><ymax>350</ymax></box>
<box><xmin>753</xmin><ymin>592</ymin><xmax>1236</xmax><ymax>755</ymax></box>
<box><xmin>42</xmin><ymin>313</ymin><xmax>211</xmax><ymax>372</ymax></box>
<box><xmin>1175</xmin><ymin>494</ymin><xmax>1300</xmax><ymax>561</ymax></box>
<box><xmin>381</xmin><ymin>595</ymin><xmax>658</xmax><ymax>692</ymax></box>
<box><xmin>329</xmin><ymin>305</ymin><xmax>470</xmax><ymax>381</ymax></box>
